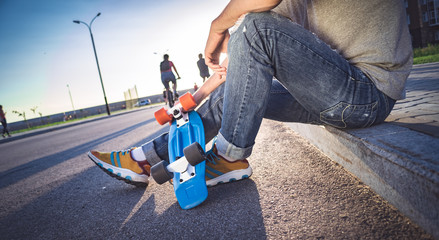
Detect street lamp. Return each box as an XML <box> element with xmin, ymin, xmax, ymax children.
<box><xmin>73</xmin><ymin>12</ymin><xmax>110</xmax><ymax>116</ymax></box>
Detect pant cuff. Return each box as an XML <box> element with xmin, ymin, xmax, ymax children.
<box><xmin>216</xmin><ymin>132</ymin><xmax>253</xmax><ymax>160</ymax></box>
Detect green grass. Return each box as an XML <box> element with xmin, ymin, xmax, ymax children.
<box><xmin>413</xmin><ymin>54</ymin><xmax>439</xmax><ymax>65</ymax></box>
<box><xmin>10</xmin><ymin>114</ymin><xmax>107</xmax><ymax>134</ymax></box>
<box><xmin>413</xmin><ymin>44</ymin><xmax>439</xmax><ymax>65</ymax></box>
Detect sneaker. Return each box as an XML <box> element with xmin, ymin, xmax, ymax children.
<box><xmin>88</xmin><ymin>148</ymin><xmax>151</xmax><ymax>187</ymax></box>
<box><xmin>204</xmin><ymin>144</ymin><xmax>252</xmax><ymax>187</ymax></box>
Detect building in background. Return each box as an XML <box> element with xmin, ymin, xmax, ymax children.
<box><xmin>406</xmin><ymin>0</ymin><xmax>439</xmax><ymax>48</ymax></box>
<box><xmin>124</xmin><ymin>85</ymin><xmax>139</xmax><ymax>109</ymax></box>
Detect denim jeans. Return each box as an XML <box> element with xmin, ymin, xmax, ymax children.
<box><xmin>216</xmin><ymin>12</ymin><xmax>395</xmax><ymax>160</ymax></box>
<box><xmin>143</xmin><ymin>12</ymin><xmax>395</xmax><ymax>164</ymax></box>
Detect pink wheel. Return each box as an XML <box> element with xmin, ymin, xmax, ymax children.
<box><xmin>154</xmin><ymin>108</ymin><xmax>172</xmax><ymax>125</ymax></box>
<box><xmin>179</xmin><ymin>92</ymin><xmax>196</xmax><ymax>111</ymax></box>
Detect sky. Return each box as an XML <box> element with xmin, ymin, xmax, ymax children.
<box><xmin>0</xmin><ymin>0</ymin><xmax>228</xmax><ymax>123</ymax></box>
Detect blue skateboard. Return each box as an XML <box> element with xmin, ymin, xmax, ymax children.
<box><xmin>151</xmin><ymin>93</ymin><xmax>208</xmax><ymax>209</ymax></box>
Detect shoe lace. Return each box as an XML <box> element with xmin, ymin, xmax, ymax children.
<box><xmin>205</xmin><ymin>138</ymin><xmax>219</xmax><ymax>165</ymax></box>
<box><xmin>205</xmin><ymin>149</ymin><xmax>220</xmax><ymax>165</ymax></box>
<box><xmin>115</xmin><ymin>148</ymin><xmax>133</xmax><ymax>156</ymax></box>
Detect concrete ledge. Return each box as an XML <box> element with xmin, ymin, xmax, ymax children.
<box><xmin>287</xmin><ymin>122</ymin><xmax>439</xmax><ymax>238</ymax></box>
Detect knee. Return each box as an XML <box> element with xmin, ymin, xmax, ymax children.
<box><xmin>245</xmin><ymin>11</ymin><xmax>274</xmax><ymax>21</ymax></box>
<box><xmin>241</xmin><ymin>11</ymin><xmax>284</xmax><ymax>29</ymax></box>
<box><xmin>229</xmin><ymin>11</ymin><xmax>287</xmax><ymax>46</ymax></box>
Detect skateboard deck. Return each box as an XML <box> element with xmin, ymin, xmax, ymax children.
<box><xmin>151</xmin><ymin>92</ymin><xmax>208</xmax><ymax>209</ymax></box>
<box><xmin>168</xmin><ymin>111</ymin><xmax>207</xmax><ymax>209</ymax></box>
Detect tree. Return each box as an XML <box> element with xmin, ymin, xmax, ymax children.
<box><xmin>38</xmin><ymin>112</ymin><xmax>44</xmax><ymax>124</ymax></box>
<box><xmin>30</xmin><ymin>106</ymin><xmax>38</xmax><ymax>116</ymax></box>
<box><xmin>12</xmin><ymin>110</ymin><xmax>30</xmax><ymax>128</ymax></box>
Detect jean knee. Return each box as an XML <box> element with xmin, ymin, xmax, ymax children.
<box><xmin>244</xmin><ymin>11</ymin><xmax>283</xmax><ymax>24</ymax></box>
<box><xmin>231</xmin><ymin>11</ymin><xmax>281</xmax><ymax>39</ymax></box>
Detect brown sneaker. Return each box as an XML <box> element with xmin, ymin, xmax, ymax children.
<box><xmin>88</xmin><ymin>148</ymin><xmax>150</xmax><ymax>187</ymax></box>
<box><xmin>205</xmin><ymin>145</ymin><xmax>252</xmax><ymax>187</ymax></box>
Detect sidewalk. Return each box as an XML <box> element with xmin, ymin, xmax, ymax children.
<box><xmin>288</xmin><ymin>62</ymin><xmax>439</xmax><ymax>238</ymax></box>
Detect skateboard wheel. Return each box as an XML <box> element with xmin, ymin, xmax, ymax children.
<box><xmin>151</xmin><ymin>160</ymin><xmax>173</xmax><ymax>184</ymax></box>
<box><xmin>183</xmin><ymin>142</ymin><xmax>206</xmax><ymax>166</ymax></box>
<box><xmin>179</xmin><ymin>92</ymin><xmax>197</xmax><ymax>111</ymax></box>
<box><xmin>154</xmin><ymin>108</ymin><xmax>172</xmax><ymax>125</ymax></box>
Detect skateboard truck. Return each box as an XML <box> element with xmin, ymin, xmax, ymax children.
<box><xmin>171</xmin><ymin>108</ymin><xmax>189</xmax><ymax>128</ymax></box>
<box><xmin>154</xmin><ymin>92</ymin><xmax>195</xmax><ymax>127</ymax></box>
<box><xmin>151</xmin><ymin>142</ymin><xmax>206</xmax><ymax>185</ymax></box>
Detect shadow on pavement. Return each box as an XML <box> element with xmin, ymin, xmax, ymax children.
<box><xmin>113</xmin><ymin>180</ymin><xmax>266</xmax><ymax>239</ymax></box>
<box><xmin>0</xmin><ymin>166</ymin><xmax>265</xmax><ymax>239</ymax></box>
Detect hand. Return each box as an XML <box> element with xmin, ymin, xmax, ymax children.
<box><xmin>205</xmin><ymin>22</ymin><xmax>230</xmax><ymax>77</ymax></box>
<box><xmin>204</xmin><ymin>0</ymin><xmax>280</xmax><ymax>77</ymax></box>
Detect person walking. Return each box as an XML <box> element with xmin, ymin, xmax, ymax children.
<box><xmin>0</xmin><ymin>105</ymin><xmax>11</xmax><ymax>138</ymax></box>
<box><xmin>197</xmin><ymin>53</ymin><xmax>210</xmax><ymax>82</ymax></box>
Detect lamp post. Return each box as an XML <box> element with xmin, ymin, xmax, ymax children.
<box><xmin>73</xmin><ymin>12</ymin><xmax>110</xmax><ymax>116</ymax></box>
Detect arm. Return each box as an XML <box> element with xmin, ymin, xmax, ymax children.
<box><xmin>205</xmin><ymin>0</ymin><xmax>282</xmax><ymax>75</ymax></box>
<box><xmin>172</xmin><ymin>64</ymin><xmax>180</xmax><ymax>79</ymax></box>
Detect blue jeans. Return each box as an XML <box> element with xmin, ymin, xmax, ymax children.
<box><xmin>217</xmin><ymin>12</ymin><xmax>395</xmax><ymax>160</ymax></box>
<box><xmin>143</xmin><ymin>12</ymin><xmax>395</xmax><ymax>164</ymax></box>
<box><xmin>161</xmin><ymin>71</ymin><xmax>176</xmax><ymax>89</ymax></box>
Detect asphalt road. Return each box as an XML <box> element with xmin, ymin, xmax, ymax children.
<box><xmin>0</xmin><ymin>106</ymin><xmax>432</xmax><ymax>239</ymax></box>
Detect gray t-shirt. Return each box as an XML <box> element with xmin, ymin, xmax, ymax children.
<box><xmin>273</xmin><ymin>0</ymin><xmax>413</xmax><ymax>100</ymax></box>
